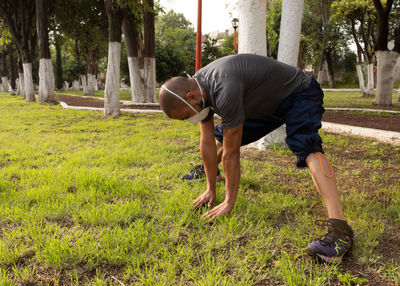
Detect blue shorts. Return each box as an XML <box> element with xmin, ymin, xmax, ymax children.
<box><xmin>215</xmin><ymin>77</ymin><xmax>324</xmax><ymax>168</ymax></box>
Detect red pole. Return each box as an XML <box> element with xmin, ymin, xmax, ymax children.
<box><xmin>234</xmin><ymin>29</ymin><xmax>237</xmax><ymax>53</ymax></box>
<box><xmin>195</xmin><ymin>0</ymin><xmax>202</xmax><ymax>71</ymax></box>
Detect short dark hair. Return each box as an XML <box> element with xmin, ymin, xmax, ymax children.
<box><xmin>159</xmin><ymin>77</ymin><xmax>196</xmax><ymax>117</ymax></box>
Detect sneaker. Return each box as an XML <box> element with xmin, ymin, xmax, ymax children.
<box><xmin>306</xmin><ymin>219</ymin><xmax>354</xmax><ymax>264</ymax></box>
<box><xmin>181</xmin><ymin>164</ymin><xmax>223</xmax><ymax>182</ymax></box>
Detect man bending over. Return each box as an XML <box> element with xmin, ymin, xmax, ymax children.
<box><xmin>158</xmin><ymin>54</ymin><xmax>354</xmax><ymax>264</ymax></box>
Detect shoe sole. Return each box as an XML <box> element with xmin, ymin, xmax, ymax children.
<box><xmin>306</xmin><ymin>247</ymin><xmax>345</xmax><ymax>264</ymax></box>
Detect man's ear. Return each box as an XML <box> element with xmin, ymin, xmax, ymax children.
<box><xmin>185</xmin><ymin>91</ymin><xmax>198</xmax><ymax>103</ymax></box>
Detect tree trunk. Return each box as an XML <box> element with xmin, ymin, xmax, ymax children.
<box><xmin>104</xmin><ymin>0</ymin><xmax>123</xmax><ymax>116</ymax></box>
<box><xmin>277</xmin><ymin>0</ymin><xmax>304</xmax><ymax>67</ymax></box>
<box><xmin>72</xmin><ymin>80</ymin><xmax>79</xmax><ymax>91</ymax></box>
<box><xmin>18</xmin><ymin>59</ymin><xmax>25</xmax><ymax>97</ymax></box>
<box><xmin>142</xmin><ymin>0</ymin><xmax>156</xmax><ymax>103</ymax></box>
<box><xmin>0</xmin><ymin>52</ymin><xmax>10</xmax><ymax>92</ymax></box>
<box><xmin>36</xmin><ymin>0</ymin><xmax>54</xmax><ymax>102</ymax></box>
<box><xmin>325</xmin><ymin>48</ymin><xmax>336</xmax><ymax>88</ymax></box>
<box><xmin>374</xmin><ymin>50</ymin><xmax>398</xmax><ymax>105</ymax></box>
<box><xmin>9</xmin><ymin>51</ymin><xmax>16</xmax><ymax>90</ymax></box>
<box><xmin>366</xmin><ymin>63</ymin><xmax>374</xmax><ymax>96</ymax></box>
<box><xmin>23</xmin><ymin>63</ymin><xmax>35</xmax><ymax>101</ymax></box>
<box><xmin>55</xmin><ymin>37</ymin><xmax>63</xmax><ymax>90</ymax></box>
<box><xmin>356</xmin><ymin>64</ymin><xmax>367</xmax><ymax>96</ymax></box>
<box><xmin>104</xmin><ymin>42</ymin><xmax>121</xmax><ymax>115</ymax></box>
<box><xmin>122</xmin><ymin>9</ymin><xmax>143</xmax><ymax>102</ymax></box>
<box><xmin>86</xmin><ymin>73</ymin><xmax>96</xmax><ymax>95</ymax></box>
<box><xmin>238</xmin><ymin>0</ymin><xmax>267</xmax><ymax>55</ymax></box>
<box><xmin>81</xmin><ymin>74</ymin><xmax>88</xmax><ymax>94</ymax></box>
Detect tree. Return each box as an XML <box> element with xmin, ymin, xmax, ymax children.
<box><xmin>277</xmin><ymin>0</ymin><xmax>304</xmax><ymax>67</ymax></box>
<box><xmin>121</xmin><ymin>0</ymin><xmax>156</xmax><ymax>103</ymax></box>
<box><xmin>266</xmin><ymin>0</ymin><xmax>282</xmax><ymax>59</ymax></box>
<box><xmin>372</xmin><ymin>0</ymin><xmax>400</xmax><ymax>105</ymax></box>
<box><xmin>155</xmin><ymin>10</ymin><xmax>196</xmax><ymax>75</ymax></box>
<box><xmin>331</xmin><ymin>0</ymin><xmax>376</xmax><ymax>96</ymax></box>
<box><xmin>0</xmin><ymin>20</ymin><xmax>13</xmax><ymax>92</ymax></box>
<box><xmin>54</xmin><ymin>35</ymin><xmax>63</xmax><ymax>90</ymax></box>
<box><xmin>0</xmin><ymin>0</ymin><xmax>37</xmax><ymax>101</ymax></box>
<box><xmin>238</xmin><ymin>0</ymin><xmax>267</xmax><ymax>55</ymax></box>
<box><xmin>201</xmin><ymin>34</ymin><xmax>222</xmax><ymax>67</ymax></box>
<box><xmin>36</xmin><ymin>0</ymin><xmax>55</xmax><ymax>102</ymax></box>
<box><xmin>219</xmin><ymin>34</ymin><xmax>235</xmax><ymax>56</ymax></box>
<box><xmin>104</xmin><ymin>0</ymin><xmax>123</xmax><ymax>115</ymax></box>
<box><xmin>54</xmin><ymin>0</ymin><xmax>107</xmax><ymax>95</ymax></box>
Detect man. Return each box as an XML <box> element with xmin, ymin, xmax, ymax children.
<box><xmin>158</xmin><ymin>54</ymin><xmax>354</xmax><ymax>264</ymax></box>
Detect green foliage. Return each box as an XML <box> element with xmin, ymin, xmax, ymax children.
<box><xmin>219</xmin><ymin>34</ymin><xmax>235</xmax><ymax>56</ymax></box>
<box><xmin>266</xmin><ymin>0</ymin><xmax>282</xmax><ymax>59</ymax></box>
<box><xmin>155</xmin><ymin>10</ymin><xmax>195</xmax><ymax>80</ymax></box>
<box><xmin>201</xmin><ymin>34</ymin><xmax>222</xmax><ymax>67</ymax></box>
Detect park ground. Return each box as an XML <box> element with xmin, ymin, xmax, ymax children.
<box><xmin>0</xmin><ymin>92</ymin><xmax>399</xmax><ymax>285</ymax></box>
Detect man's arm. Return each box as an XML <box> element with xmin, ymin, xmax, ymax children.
<box><xmin>202</xmin><ymin>123</ymin><xmax>243</xmax><ymax>221</ymax></box>
<box><xmin>192</xmin><ymin>117</ymin><xmax>218</xmax><ymax>208</ymax></box>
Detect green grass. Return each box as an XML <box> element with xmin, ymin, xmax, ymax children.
<box><xmin>324</xmin><ymin>91</ymin><xmax>400</xmax><ymax>111</ymax></box>
<box><xmin>0</xmin><ymin>92</ymin><xmax>399</xmax><ymax>285</ymax></box>
<box><xmin>58</xmin><ymin>89</ymin><xmax>132</xmax><ymax>101</ymax></box>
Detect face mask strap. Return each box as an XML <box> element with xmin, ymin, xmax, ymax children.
<box><xmin>160</xmin><ymin>85</ymin><xmax>198</xmax><ymax>113</ymax></box>
<box><xmin>193</xmin><ymin>77</ymin><xmax>204</xmax><ymax>109</ymax></box>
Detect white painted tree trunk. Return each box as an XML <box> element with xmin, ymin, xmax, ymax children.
<box><xmin>86</xmin><ymin>73</ymin><xmax>96</xmax><ymax>95</ymax></box>
<box><xmin>104</xmin><ymin>41</ymin><xmax>121</xmax><ymax>116</ymax></box>
<box><xmin>317</xmin><ymin>70</ymin><xmax>325</xmax><ymax>85</ymax></box>
<box><xmin>72</xmin><ymin>80</ymin><xmax>79</xmax><ymax>91</ymax></box>
<box><xmin>356</xmin><ymin>64</ymin><xmax>367</xmax><ymax>96</ymax></box>
<box><xmin>23</xmin><ymin>63</ymin><xmax>35</xmax><ymax>102</ymax></box>
<box><xmin>16</xmin><ymin>78</ymin><xmax>20</xmax><ymax>94</ymax></box>
<box><xmin>38</xmin><ymin>58</ymin><xmax>55</xmax><ymax>102</ymax></box>
<box><xmin>94</xmin><ymin>78</ymin><xmax>98</xmax><ymax>92</ymax></box>
<box><xmin>128</xmin><ymin>56</ymin><xmax>144</xmax><ymax>102</ymax></box>
<box><xmin>63</xmin><ymin>81</ymin><xmax>69</xmax><ymax>90</ymax></box>
<box><xmin>0</xmin><ymin>82</ymin><xmax>4</xmax><ymax>92</ymax></box>
<box><xmin>253</xmin><ymin>0</ymin><xmax>304</xmax><ymax>149</ymax></box>
<box><xmin>366</xmin><ymin>63</ymin><xmax>374</xmax><ymax>96</ymax></box>
<box><xmin>238</xmin><ymin>0</ymin><xmax>267</xmax><ymax>55</ymax></box>
<box><xmin>1</xmin><ymin>77</ymin><xmax>10</xmax><ymax>92</ymax></box>
<box><xmin>81</xmin><ymin>74</ymin><xmax>88</xmax><ymax>94</ymax></box>
<box><xmin>277</xmin><ymin>0</ymin><xmax>304</xmax><ymax>67</ymax></box>
<box><xmin>374</xmin><ymin>50</ymin><xmax>399</xmax><ymax>106</ymax></box>
<box><xmin>143</xmin><ymin>57</ymin><xmax>156</xmax><ymax>103</ymax></box>
<box><xmin>18</xmin><ymin>73</ymin><xmax>25</xmax><ymax>97</ymax></box>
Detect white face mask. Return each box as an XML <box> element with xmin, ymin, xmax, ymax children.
<box><xmin>161</xmin><ymin>78</ymin><xmax>211</xmax><ymax>124</ymax></box>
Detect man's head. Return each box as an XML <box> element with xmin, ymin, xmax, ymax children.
<box><xmin>159</xmin><ymin>76</ymin><xmax>208</xmax><ymax>123</ymax></box>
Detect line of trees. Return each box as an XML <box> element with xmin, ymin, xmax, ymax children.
<box><xmin>0</xmin><ymin>0</ymin><xmax>160</xmax><ymax>116</ymax></box>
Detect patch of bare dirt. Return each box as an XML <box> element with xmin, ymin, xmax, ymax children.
<box><xmin>323</xmin><ymin>111</ymin><xmax>400</xmax><ymax>132</ymax></box>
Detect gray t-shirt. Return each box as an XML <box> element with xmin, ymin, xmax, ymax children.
<box><xmin>194</xmin><ymin>54</ymin><xmax>311</xmax><ymax>129</ymax></box>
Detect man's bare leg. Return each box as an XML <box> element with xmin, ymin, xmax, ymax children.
<box><xmin>306</xmin><ymin>152</ymin><xmax>345</xmax><ymax>220</ymax></box>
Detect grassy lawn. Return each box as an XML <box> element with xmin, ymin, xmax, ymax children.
<box><xmin>58</xmin><ymin>89</ymin><xmax>132</xmax><ymax>101</ymax></box>
<box><xmin>324</xmin><ymin>91</ymin><xmax>400</xmax><ymax>111</ymax></box>
<box><xmin>0</xmin><ymin>92</ymin><xmax>399</xmax><ymax>285</ymax></box>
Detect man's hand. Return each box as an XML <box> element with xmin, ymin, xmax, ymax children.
<box><xmin>192</xmin><ymin>189</ymin><xmax>216</xmax><ymax>209</ymax></box>
<box><xmin>200</xmin><ymin>200</ymin><xmax>234</xmax><ymax>221</ymax></box>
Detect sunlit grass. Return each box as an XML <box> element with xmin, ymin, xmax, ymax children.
<box><xmin>323</xmin><ymin>91</ymin><xmax>400</xmax><ymax>111</ymax></box>
<box><xmin>0</xmin><ymin>92</ymin><xmax>399</xmax><ymax>284</ymax></box>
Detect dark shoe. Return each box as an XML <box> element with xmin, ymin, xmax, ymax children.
<box><xmin>181</xmin><ymin>164</ymin><xmax>223</xmax><ymax>182</ymax></box>
<box><xmin>306</xmin><ymin>219</ymin><xmax>354</xmax><ymax>263</ymax></box>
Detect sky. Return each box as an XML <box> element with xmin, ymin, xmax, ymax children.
<box><xmin>159</xmin><ymin>0</ymin><xmax>238</xmax><ymax>34</ymax></box>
